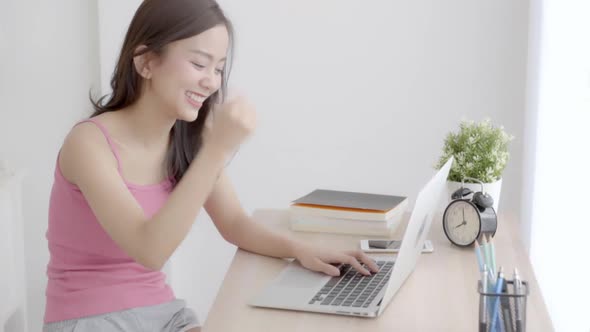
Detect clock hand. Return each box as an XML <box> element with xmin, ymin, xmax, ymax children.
<box><xmin>462</xmin><ymin>207</ymin><xmax>466</xmax><ymax>222</ymax></box>
<box><xmin>455</xmin><ymin>221</ymin><xmax>466</xmax><ymax>229</ymax></box>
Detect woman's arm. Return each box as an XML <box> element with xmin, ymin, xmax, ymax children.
<box><xmin>62</xmin><ymin>99</ymin><xmax>255</xmax><ymax>270</ymax></box>
<box><xmin>62</xmin><ymin>123</ymin><xmax>228</xmax><ymax>270</ymax></box>
<box><xmin>205</xmin><ymin>172</ymin><xmax>380</xmax><ymax>276</ymax></box>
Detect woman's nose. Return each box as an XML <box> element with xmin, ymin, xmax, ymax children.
<box><xmin>199</xmin><ymin>71</ymin><xmax>218</xmax><ymax>92</ymax></box>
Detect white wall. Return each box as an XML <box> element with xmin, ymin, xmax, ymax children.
<box><xmin>1</xmin><ymin>0</ymin><xmax>531</xmax><ymax>328</ymax></box>
<box><xmin>219</xmin><ymin>0</ymin><xmax>528</xmax><ymax>215</ymax></box>
<box><xmin>0</xmin><ymin>172</ymin><xmax>27</xmax><ymax>332</ymax></box>
<box><xmin>0</xmin><ymin>1</ymin><xmax>101</xmax><ymax>331</ymax></box>
<box><xmin>177</xmin><ymin>0</ymin><xmax>530</xmax><ymax>321</ymax></box>
<box><xmin>526</xmin><ymin>1</ymin><xmax>590</xmax><ymax>331</ymax></box>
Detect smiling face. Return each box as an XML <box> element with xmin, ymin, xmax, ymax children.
<box><xmin>141</xmin><ymin>24</ymin><xmax>229</xmax><ymax>122</ymax></box>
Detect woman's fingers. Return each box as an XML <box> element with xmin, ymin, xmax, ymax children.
<box><xmin>325</xmin><ymin>253</ymin><xmax>370</xmax><ymax>276</ymax></box>
<box><xmin>311</xmin><ymin>258</ymin><xmax>340</xmax><ymax>276</ymax></box>
<box><xmin>298</xmin><ymin>246</ymin><xmax>381</xmax><ymax>277</ymax></box>
<box><xmin>347</xmin><ymin>250</ymin><xmax>380</xmax><ymax>273</ymax></box>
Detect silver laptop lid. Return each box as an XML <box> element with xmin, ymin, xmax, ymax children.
<box><xmin>377</xmin><ymin>157</ymin><xmax>453</xmax><ymax>315</ymax></box>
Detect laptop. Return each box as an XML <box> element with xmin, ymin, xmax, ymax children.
<box><xmin>249</xmin><ymin>157</ymin><xmax>453</xmax><ymax>317</ymax></box>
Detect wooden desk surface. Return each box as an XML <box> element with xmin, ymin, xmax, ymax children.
<box><xmin>203</xmin><ymin>209</ymin><xmax>553</xmax><ymax>332</ymax></box>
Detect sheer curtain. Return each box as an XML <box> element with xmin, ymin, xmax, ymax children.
<box><xmin>524</xmin><ymin>1</ymin><xmax>590</xmax><ymax>331</ymax></box>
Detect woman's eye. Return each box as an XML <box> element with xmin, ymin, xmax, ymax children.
<box><xmin>192</xmin><ymin>62</ymin><xmax>223</xmax><ymax>75</ymax></box>
<box><xmin>191</xmin><ymin>62</ymin><xmax>205</xmax><ymax>69</ymax></box>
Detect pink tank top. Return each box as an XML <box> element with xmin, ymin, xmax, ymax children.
<box><xmin>44</xmin><ymin>118</ymin><xmax>175</xmax><ymax>323</ymax></box>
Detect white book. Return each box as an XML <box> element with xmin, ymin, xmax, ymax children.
<box><xmin>289</xmin><ymin>213</ymin><xmax>397</xmax><ymax>228</ymax></box>
<box><xmin>289</xmin><ymin>210</ymin><xmax>406</xmax><ymax>237</ymax></box>
<box><xmin>289</xmin><ymin>198</ymin><xmax>408</xmax><ymax>222</ymax></box>
<box><xmin>289</xmin><ymin>217</ymin><xmax>401</xmax><ymax>237</ymax></box>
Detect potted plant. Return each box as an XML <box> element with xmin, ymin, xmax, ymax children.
<box><xmin>435</xmin><ymin>119</ymin><xmax>514</xmax><ymax>212</ymax></box>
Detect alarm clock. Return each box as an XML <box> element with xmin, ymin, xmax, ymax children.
<box><xmin>442</xmin><ymin>178</ymin><xmax>497</xmax><ymax>247</ymax></box>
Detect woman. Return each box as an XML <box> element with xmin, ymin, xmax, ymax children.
<box><xmin>43</xmin><ymin>0</ymin><xmax>379</xmax><ymax>331</ymax></box>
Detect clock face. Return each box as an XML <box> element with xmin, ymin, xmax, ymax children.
<box><xmin>443</xmin><ymin>200</ymin><xmax>481</xmax><ymax>246</ymax></box>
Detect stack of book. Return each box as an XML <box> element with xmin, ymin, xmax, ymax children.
<box><xmin>289</xmin><ymin>189</ymin><xmax>408</xmax><ymax>236</ymax></box>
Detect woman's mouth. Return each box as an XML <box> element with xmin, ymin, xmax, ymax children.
<box><xmin>185</xmin><ymin>91</ymin><xmax>206</xmax><ymax>109</ymax></box>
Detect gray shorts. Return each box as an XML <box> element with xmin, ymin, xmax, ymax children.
<box><xmin>42</xmin><ymin>299</ymin><xmax>199</xmax><ymax>332</ymax></box>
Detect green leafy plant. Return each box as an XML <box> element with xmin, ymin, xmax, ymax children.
<box><xmin>436</xmin><ymin>119</ymin><xmax>514</xmax><ymax>183</ymax></box>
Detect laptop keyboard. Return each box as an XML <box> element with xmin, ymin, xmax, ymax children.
<box><xmin>308</xmin><ymin>261</ymin><xmax>394</xmax><ymax>308</ymax></box>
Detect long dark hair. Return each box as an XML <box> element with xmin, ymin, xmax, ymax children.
<box><xmin>90</xmin><ymin>0</ymin><xmax>233</xmax><ymax>186</ymax></box>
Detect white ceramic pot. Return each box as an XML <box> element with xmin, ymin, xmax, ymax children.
<box><xmin>446</xmin><ymin>178</ymin><xmax>502</xmax><ymax>213</ymax></box>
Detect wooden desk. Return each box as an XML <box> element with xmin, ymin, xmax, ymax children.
<box><xmin>203</xmin><ymin>209</ymin><xmax>553</xmax><ymax>331</ymax></box>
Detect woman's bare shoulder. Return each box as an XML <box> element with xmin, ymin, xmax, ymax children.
<box><xmin>59</xmin><ymin>119</ymin><xmax>118</xmax><ymax>184</ymax></box>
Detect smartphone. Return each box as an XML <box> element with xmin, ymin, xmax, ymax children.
<box><xmin>359</xmin><ymin>239</ymin><xmax>434</xmax><ymax>253</ymax></box>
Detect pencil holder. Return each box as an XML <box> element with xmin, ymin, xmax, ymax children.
<box><xmin>478</xmin><ymin>279</ymin><xmax>529</xmax><ymax>332</ymax></box>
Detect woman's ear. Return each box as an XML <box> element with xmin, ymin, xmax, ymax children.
<box><xmin>133</xmin><ymin>45</ymin><xmax>152</xmax><ymax>79</ymax></box>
